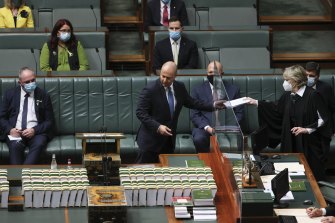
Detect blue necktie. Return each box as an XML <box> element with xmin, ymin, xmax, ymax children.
<box><xmin>21</xmin><ymin>93</ymin><xmax>30</xmax><ymax>130</ymax></box>
<box><xmin>167</xmin><ymin>87</ymin><xmax>174</xmax><ymax>118</ymax></box>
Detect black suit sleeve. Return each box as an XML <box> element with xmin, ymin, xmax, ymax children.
<box><xmin>178</xmin><ymin>1</ymin><xmax>189</xmax><ymax>26</ymax></box>
<box><xmin>326</xmin><ymin>206</ymin><xmax>335</xmax><ymax>216</ymax></box>
<box><xmin>153</xmin><ymin>44</ymin><xmax>163</xmax><ymax>71</ymax></box>
<box><xmin>136</xmin><ymin>85</ymin><xmax>161</xmax><ymax>132</ymax></box>
<box><xmin>0</xmin><ymin>90</ymin><xmax>15</xmax><ymax>136</ymax></box>
<box><xmin>179</xmin><ymin>82</ymin><xmax>213</xmax><ymax>111</ymax></box>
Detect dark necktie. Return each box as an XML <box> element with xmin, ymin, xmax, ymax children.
<box><xmin>163</xmin><ymin>4</ymin><xmax>168</xmax><ymax>26</ymax></box>
<box><xmin>21</xmin><ymin>93</ymin><xmax>30</xmax><ymax>130</ymax></box>
<box><xmin>167</xmin><ymin>87</ymin><xmax>174</xmax><ymax>118</ymax></box>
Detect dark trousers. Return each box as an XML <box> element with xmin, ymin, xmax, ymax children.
<box><xmin>7</xmin><ymin>134</ymin><xmax>48</xmax><ymax>165</ymax></box>
<box><xmin>192</xmin><ymin>128</ymin><xmax>210</xmax><ymax>153</ymax></box>
<box><xmin>136</xmin><ymin>137</ymin><xmax>174</xmax><ymax>164</ymax></box>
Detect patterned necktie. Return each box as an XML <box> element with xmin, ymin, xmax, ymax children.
<box><xmin>21</xmin><ymin>93</ymin><xmax>30</xmax><ymax>130</ymax></box>
<box><xmin>163</xmin><ymin>4</ymin><xmax>169</xmax><ymax>26</ymax></box>
<box><xmin>167</xmin><ymin>87</ymin><xmax>174</xmax><ymax>118</ymax></box>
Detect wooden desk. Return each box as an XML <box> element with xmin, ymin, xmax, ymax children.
<box><xmin>75</xmin><ymin>133</ymin><xmax>125</xmax><ymax>154</ymax></box>
<box><xmin>159</xmin><ymin>150</ymin><xmax>327</xmax><ymax>223</ymax></box>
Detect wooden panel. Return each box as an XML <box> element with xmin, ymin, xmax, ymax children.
<box><xmin>273</xmin><ymin>52</ymin><xmax>335</xmax><ymax>61</ymax></box>
<box><xmin>259</xmin><ymin>15</ymin><xmax>332</xmax><ymax>24</ymax></box>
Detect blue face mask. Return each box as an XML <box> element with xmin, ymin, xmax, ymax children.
<box><xmin>307</xmin><ymin>77</ymin><xmax>316</xmax><ymax>87</ymax></box>
<box><xmin>59</xmin><ymin>32</ymin><xmax>71</xmax><ymax>42</ymax></box>
<box><xmin>24</xmin><ymin>82</ymin><xmax>37</xmax><ymax>93</ymax></box>
<box><xmin>169</xmin><ymin>31</ymin><xmax>181</xmax><ymax>41</ymax></box>
<box><xmin>161</xmin><ymin>0</ymin><xmax>170</xmax><ymax>4</ymax></box>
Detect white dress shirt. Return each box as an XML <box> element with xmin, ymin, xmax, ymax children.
<box><xmin>15</xmin><ymin>88</ymin><xmax>38</xmax><ymax>130</ymax></box>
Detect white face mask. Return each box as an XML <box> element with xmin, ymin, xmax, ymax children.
<box><xmin>283</xmin><ymin>80</ymin><xmax>292</xmax><ymax>91</ymax></box>
<box><xmin>307</xmin><ymin>77</ymin><xmax>316</xmax><ymax>87</ymax></box>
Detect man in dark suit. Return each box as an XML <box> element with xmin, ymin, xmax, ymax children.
<box><xmin>136</xmin><ymin>61</ymin><xmax>224</xmax><ymax>163</ymax></box>
<box><xmin>305</xmin><ymin>61</ymin><xmax>335</xmax><ymax>160</ymax></box>
<box><xmin>307</xmin><ymin>206</ymin><xmax>335</xmax><ymax>222</ymax></box>
<box><xmin>144</xmin><ymin>0</ymin><xmax>188</xmax><ymax>31</ymax></box>
<box><xmin>191</xmin><ymin>61</ymin><xmax>244</xmax><ymax>152</ymax></box>
<box><xmin>153</xmin><ymin>16</ymin><xmax>198</xmax><ymax>74</ymax></box>
<box><xmin>0</xmin><ymin>67</ymin><xmax>54</xmax><ymax>164</ymax></box>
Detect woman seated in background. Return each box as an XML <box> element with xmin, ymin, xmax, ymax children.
<box><xmin>40</xmin><ymin>19</ymin><xmax>89</xmax><ymax>71</ymax></box>
<box><xmin>247</xmin><ymin>65</ymin><xmax>331</xmax><ymax>181</ymax></box>
<box><xmin>0</xmin><ymin>0</ymin><xmax>34</xmax><ymax>28</ymax></box>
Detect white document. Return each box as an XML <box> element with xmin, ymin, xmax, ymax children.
<box><xmin>223</xmin><ymin>152</ymin><xmax>243</xmax><ymax>159</ymax></box>
<box><xmin>274</xmin><ymin>209</ymin><xmax>323</xmax><ymax>223</ymax></box>
<box><xmin>274</xmin><ymin>162</ymin><xmax>305</xmax><ymax>173</ymax></box>
<box><xmin>8</xmin><ymin>135</ymin><xmax>22</xmax><ymax>141</ymax></box>
<box><xmin>224</xmin><ymin>97</ymin><xmax>250</xmax><ymax>108</ymax></box>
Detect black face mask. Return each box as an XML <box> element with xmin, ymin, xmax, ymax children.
<box><xmin>207</xmin><ymin>75</ymin><xmax>214</xmax><ymax>85</ymax></box>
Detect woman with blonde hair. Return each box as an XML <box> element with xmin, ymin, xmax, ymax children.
<box><xmin>0</xmin><ymin>0</ymin><xmax>34</xmax><ymax>28</ymax></box>
<box><xmin>247</xmin><ymin>65</ymin><xmax>331</xmax><ymax>181</ymax></box>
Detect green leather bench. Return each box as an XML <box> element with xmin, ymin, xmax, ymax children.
<box><xmin>0</xmin><ymin>75</ymin><xmax>334</xmax><ymax>166</ymax></box>
<box><xmin>0</xmin><ymin>32</ymin><xmax>107</xmax><ymax>75</ymax></box>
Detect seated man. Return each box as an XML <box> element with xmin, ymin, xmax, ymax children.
<box><xmin>0</xmin><ymin>67</ymin><xmax>54</xmax><ymax>164</ymax></box>
<box><xmin>191</xmin><ymin>61</ymin><xmax>244</xmax><ymax>152</ymax></box>
<box><xmin>153</xmin><ymin>16</ymin><xmax>198</xmax><ymax>74</ymax></box>
<box><xmin>144</xmin><ymin>0</ymin><xmax>188</xmax><ymax>31</ymax></box>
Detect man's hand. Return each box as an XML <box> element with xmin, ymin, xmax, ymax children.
<box><xmin>206</xmin><ymin>126</ymin><xmax>215</xmax><ymax>135</ymax></box>
<box><xmin>306</xmin><ymin>207</ymin><xmax>322</xmax><ymax>218</ymax></box>
<box><xmin>158</xmin><ymin>125</ymin><xmax>172</xmax><ymax>136</ymax></box>
<box><xmin>321</xmin><ymin>216</ymin><xmax>335</xmax><ymax>223</ymax></box>
<box><xmin>214</xmin><ymin>100</ymin><xmax>226</xmax><ymax>110</ymax></box>
<box><xmin>245</xmin><ymin>97</ymin><xmax>258</xmax><ymax>105</ymax></box>
<box><xmin>21</xmin><ymin>128</ymin><xmax>35</xmax><ymax>138</ymax></box>
<box><xmin>9</xmin><ymin>128</ymin><xmax>22</xmax><ymax>137</ymax></box>
<box><xmin>291</xmin><ymin>127</ymin><xmax>308</xmax><ymax>136</ymax></box>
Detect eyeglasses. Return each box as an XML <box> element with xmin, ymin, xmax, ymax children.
<box><xmin>59</xmin><ymin>29</ymin><xmax>71</xmax><ymax>33</ymax></box>
<box><xmin>22</xmin><ymin>79</ymin><xmax>35</xmax><ymax>84</ymax></box>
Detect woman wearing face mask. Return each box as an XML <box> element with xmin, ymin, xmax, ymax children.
<box><xmin>246</xmin><ymin>65</ymin><xmax>331</xmax><ymax>181</ymax></box>
<box><xmin>0</xmin><ymin>0</ymin><xmax>34</xmax><ymax>28</ymax></box>
<box><xmin>39</xmin><ymin>19</ymin><xmax>89</xmax><ymax>71</ymax></box>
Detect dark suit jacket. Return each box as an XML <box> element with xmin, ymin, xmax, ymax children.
<box><xmin>191</xmin><ymin>80</ymin><xmax>244</xmax><ymax>129</ymax></box>
<box><xmin>136</xmin><ymin>79</ymin><xmax>213</xmax><ymax>152</ymax></box>
<box><xmin>153</xmin><ymin>36</ymin><xmax>198</xmax><ymax>71</ymax></box>
<box><xmin>316</xmin><ymin>80</ymin><xmax>335</xmax><ymax>133</ymax></box>
<box><xmin>326</xmin><ymin>206</ymin><xmax>335</xmax><ymax>216</ymax></box>
<box><xmin>0</xmin><ymin>86</ymin><xmax>55</xmax><ymax>141</ymax></box>
<box><xmin>144</xmin><ymin>0</ymin><xmax>189</xmax><ymax>31</ymax></box>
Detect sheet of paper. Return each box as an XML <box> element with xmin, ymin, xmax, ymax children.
<box><xmin>224</xmin><ymin>97</ymin><xmax>250</xmax><ymax>108</ymax></box>
<box><xmin>223</xmin><ymin>152</ymin><xmax>242</xmax><ymax>159</ymax></box>
<box><xmin>274</xmin><ymin>162</ymin><xmax>305</xmax><ymax>172</ymax></box>
<box><xmin>274</xmin><ymin>209</ymin><xmax>323</xmax><ymax>223</ymax></box>
<box><xmin>8</xmin><ymin>135</ymin><xmax>22</xmax><ymax>141</ymax></box>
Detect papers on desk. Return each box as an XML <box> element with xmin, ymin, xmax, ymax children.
<box><xmin>223</xmin><ymin>152</ymin><xmax>242</xmax><ymax>160</ymax></box>
<box><xmin>274</xmin><ymin>162</ymin><xmax>305</xmax><ymax>176</ymax></box>
<box><xmin>224</xmin><ymin>97</ymin><xmax>250</xmax><ymax>108</ymax></box>
<box><xmin>274</xmin><ymin>209</ymin><xmax>322</xmax><ymax>223</ymax></box>
<box><xmin>8</xmin><ymin>135</ymin><xmax>22</xmax><ymax>141</ymax></box>
<box><xmin>261</xmin><ymin>175</ymin><xmax>294</xmax><ymax>201</ymax></box>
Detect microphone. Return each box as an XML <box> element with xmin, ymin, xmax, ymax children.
<box><xmin>90</xmin><ymin>5</ymin><xmax>98</xmax><ymax>31</ymax></box>
<box><xmin>193</xmin><ymin>4</ymin><xmax>209</xmax><ymax>30</ymax></box>
<box><xmin>95</xmin><ymin>48</ymin><xmax>103</xmax><ymax>75</ymax></box>
<box><xmin>193</xmin><ymin>4</ymin><xmax>200</xmax><ymax>30</ymax></box>
<box><xmin>30</xmin><ymin>48</ymin><xmax>38</xmax><ymax>73</ymax></box>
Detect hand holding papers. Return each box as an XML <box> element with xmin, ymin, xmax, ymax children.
<box><xmin>224</xmin><ymin>97</ymin><xmax>250</xmax><ymax>109</ymax></box>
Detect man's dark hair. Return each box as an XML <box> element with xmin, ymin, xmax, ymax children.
<box><xmin>306</xmin><ymin>62</ymin><xmax>321</xmax><ymax>76</ymax></box>
<box><xmin>168</xmin><ymin>16</ymin><xmax>182</xmax><ymax>27</ymax></box>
